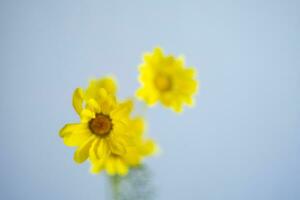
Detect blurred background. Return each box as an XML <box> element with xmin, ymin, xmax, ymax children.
<box><xmin>1</xmin><ymin>0</ymin><xmax>300</xmax><ymax>199</ymax></box>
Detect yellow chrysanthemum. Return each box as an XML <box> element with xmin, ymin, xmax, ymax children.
<box><xmin>59</xmin><ymin>77</ymin><xmax>136</xmax><ymax>164</ymax></box>
<box><xmin>90</xmin><ymin>117</ymin><xmax>157</xmax><ymax>176</ymax></box>
<box><xmin>136</xmin><ymin>47</ymin><xmax>198</xmax><ymax>112</ymax></box>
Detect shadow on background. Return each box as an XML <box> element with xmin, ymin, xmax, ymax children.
<box><xmin>108</xmin><ymin>165</ymin><xmax>155</xmax><ymax>200</ymax></box>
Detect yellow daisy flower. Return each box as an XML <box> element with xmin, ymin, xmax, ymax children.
<box><xmin>90</xmin><ymin>117</ymin><xmax>157</xmax><ymax>176</ymax></box>
<box><xmin>136</xmin><ymin>47</ymin><xmax>199</xmax><ymax>112</ymax></box>
<box><xmin>59</xmin><ymin>77</ymin><xmax>135</xmax><ymax>164</ymax></box>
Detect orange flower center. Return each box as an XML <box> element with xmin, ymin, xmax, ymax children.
<box><xmin>89</xmin><ymin>114</ymin><xmax>112</xmax><ymax>136</ymax></box>
<box><xmin>154</xmin><ymin>74</ymin><xmax>172</xmax><ymax>92</ymax></box>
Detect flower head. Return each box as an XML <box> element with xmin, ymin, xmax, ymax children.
<box><xmin>136</xmin><ymin>47</ymin><xmax>198</xmax><ymax>112</ymax></box>
<box><xmin>59</xmin><ymin>77</ymin><xmax>135</xmax><ymax>164</ymax></box>
<box><xmin>90</xmin><ymin>117</ymin><xmax>157</xmax><ymax>176</ymax></box>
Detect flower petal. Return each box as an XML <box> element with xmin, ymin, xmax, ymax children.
<box><xmin>97</xmin><ymin>89</ymin><xmax>116</xmax><ymax>114</ymax></box>
<box><xmin>72</xmin><ymin>88</ymin><xmax>84</xmax><ymax>115</ymax></box>
<box><xmin>136</xmin><ymin>87</ymin><xmax>158</xmax><ymax>106</ymax></box>
<box><xmin>89</xmin><ymin>139</ymin><xmax>100</xmax><ymax>160</ymax></box>
<box><xmin>80</xmin><ymin>109</ymin><xmax>95</xmax><ymax>123</ymax></box>
<box><xmin>111</xmin><ymin>100</ymin><xmax>133</xmax><ymax>120</ymax></box>
<box><xmin>74</xmin><ymin>135</ymin><xmax>95</xmax><ymax>163</ymax></box>
<box><xmin>59</xmin><ymin>123</ymin><xmax>86</xmax><ymax>137</ymax></box>
<box><xmin>90</xmin><ymin>160</ymin><xmax>105</xmax><ymax>174</ymax></box>
<box><xmin>131</xmin><ymin>118</ymin><xmax>145</xmax><ymax>136</ymax></box>
<box><xmin>63</xmin><ymin>129</ymin><xmax>91</xmax><ymax>147</ymax></box>
<box><xmin>141</xmin><ymin>139</ymin><xmax>157</xmax><ymax>156</ymax></box>
<box><xmin>106</xmin><ymin>157</ymin><xmax>116</xmax><ymax>175</ymax></box>
<box><xmin>85</xmin><ymin>77</ymin><xmax>117</xmax><ymax>102</ymax></box>
<box><xmin>116</xmin><ymin>159</ymin><xmax>128</xmax><ymax>176</ymax></box>
<box><xmin>153</xmin><ymin>47</ymin><xmax>163</xmax><ymax>60</ymax></box>
<box><xmin>86</xmin><ymin>99</ymin><xmax>100</xmax><ymax>113</ymax></box>
<box><xmin>109</xmin><ymin>137</ymin><xmax>126</xmax><ymax>156</ymax></box>
<box><xmin>97</xmin><ymin>139</ymin><xmax>111</xmax><ymax>159</ymax></box>
<box><xmin>97</xmin><ymin>77</ymin><xmax>117</xmax><ymax>95</ymax></box>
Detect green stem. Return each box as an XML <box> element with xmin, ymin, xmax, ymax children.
<box><xmin>110</xmin><ymin>175</ymin><xmax>120</xmax><ymax>200</ymax></box>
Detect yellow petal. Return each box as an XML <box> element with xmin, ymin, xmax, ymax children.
<box><xmin>141</xmin><ymin>139</ymin><xmax>157</xmax><ymax>156</ymax></box>
<box><xmin>116</xmin><ymin>159</ymin><xmax>128</xmax><ymax>176</ymax></box>
<box><xmin>106</xmin><ymin>157</ymin><xmax>116</xmax><ymax>175</ymax></box>
<box><xmin>97</xmin><ymin>77</ymin><xmax>117</xmax><ymax>95</ymax></box>
<box><xmin>109</xmin><ymin>137</ymin><xmax>126</xmax><ymax>156</ymax></box>
<box><xmin>97</xmin><ymin>88</ymin><xmax>116</xmax><ymax>114</ymax></box>
<box><xmin>74</xmin><ymin>136</ymin><xmax>95</xmax><ymax>163</ymax></box>
<box><xmin>90</xmin><ymin>160</ymin><xmax>105</xmax><ymax>174</ymax></box>
<box><xmin>59</xmin><ymin>123</ymin><xmax>86</xmax><ymax>137</ymax></box>
<box><xmin>86</xmin><ymin>99</ymin><xmax>100</xmax><ymax>113</ymax></box>
<box><xmin>184</xmin><ymin>96</ymin><xmax>195</xmax><ymax>106</ymax></box>
<box><xmin>89</xmin><ymin>139</ymin><xmax>100</xmax><ymax>160</ymax></box>
<box><xmin>63</xmin><ymin>129</ymin><xmax>92</xmax><ymax>147</ymax></box>
<box><xmin>160</xmin><ymin>92</ymin><xmax>173</xmax><ymax>107</ymax></box>
<box><xmin>72</xmin><ymin>88</ymin><xmax>84</xmax><ymax>115</ymax></box>
<box><xmin>153</xmin><ymin>47</ymin><xmax>163</xmax><ymax>60</ymax></box>
<box><xmin>80</xmin><ymin>109</ymin><xmax>95</xmax><ymax>123</ymax></box>
<box><xmin>171</xmin><ymin>100</ymin><xmax>183</xmax><ymax>113</ymax></box>
<box><xmin>130</xmin><ymin>117</ymin><xmax>145</xmax><ymax>136</ymax></box>
<box><xmin>136</xmin><ymin>87</ymin><xmax>158</xmax><ymax>106</ymax></box>
<box><xmin>111</xmin><ymin>100</ymin><xmax>133</xmax><ymax>119</ymax></box>
<box><xmin>85</xmin><ymin>77</ymin><xmax>117</xmax><ymax>101</ymax></box>
<box><xmin>124</xmin><ymin>149</ymin><xmax>140</xmax><ymax>166</ymax></box>
<box><xmin>97</xmin><ymin>139</ymin><xmax>111</xmax><ymax>159</ymax></box>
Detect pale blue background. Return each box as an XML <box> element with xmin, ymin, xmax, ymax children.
<box><xmin>1</xmin><ymin>0</ymin><xmax>300</xmax><ymax>199</ymax></box>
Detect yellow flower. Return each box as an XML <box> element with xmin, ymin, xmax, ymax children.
<box><xmin>136</xmin><ymin>47</ymin><xmax>198</xmax><ymax>112</ymax></box>
<box><xmin>59</xmin><ymin>77</ymin><xmax>136</xmax><ymax>164</ymax></box>
<box><xmin>90</xmin><ymin>117</ymin><xmax>157</xmax><ymax>176</ymax></box>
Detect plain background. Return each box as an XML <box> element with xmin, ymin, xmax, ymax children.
<box><xmin>1</xmin><ymin>0</ymin><xmax>300</xmax><ymax>199</ymax></box>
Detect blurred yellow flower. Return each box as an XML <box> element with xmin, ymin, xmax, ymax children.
<box><xmin>90</xmin><ymin>117</ymin><xmax>157</xmax><ymax>176</ymax></box>
<box><xmin>136</xmin><ymin>47</ymin><xmax>198</xmax><ymax>112</ymax></box>
<box><xmin>59</xmin><ymin>77</ymin><xmax>136</xmax><ymax>164</ymax></box>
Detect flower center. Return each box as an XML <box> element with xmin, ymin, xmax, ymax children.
<box><xmin>154</xmin><ymin>74</ymin><xmax>172</xmax><ymax>92</ymax></box>
<box><xmin>89</xmin><ymin>114</ymin><xmax>112</xmax><ymax>136</ymax></box>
